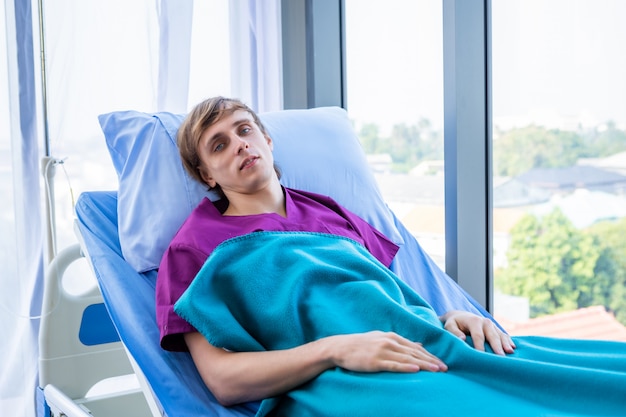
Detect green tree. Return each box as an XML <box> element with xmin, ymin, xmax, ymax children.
<box><xmin>498</xmin><ymin>208</ymin><xmax>600</xmax><ymax>317</ymax></box>
<box><xmin>358</xmin><ymin>123</ymin><xmax>387</xmax><ymax>154</ymax></box>
<box><xmin>586</xmin><ymin>121</ymin><xmax>626</xmax><ymax>157</ymax></box>
<box><xmin>587</xmin><ymin>217</ymin><xmax>626</xmax><ymax>324</ymax></box>
<box><xmin>415</xmin><ymin>117</ymin><xmax>444</xmax><ymax>162</ymax></box>
<box><xmin>362</xmin><ymin>120</ymin><xmax>626</xmax><ymax>176</ymax></box>
<box><xmin>388</xmin><ymin>123</ymin><xmax>421</xmax><ymax>171</ymax></box>
<box><xmin>493</xmin><ymin>126</ymin><xmax>587</xmax><ymax>177</ymax></box>
<box><xmin>356</xmin><ymin>119</ymin><xmax>443</xmax><ymax>173</ymax></box>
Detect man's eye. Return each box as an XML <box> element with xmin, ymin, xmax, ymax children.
<box><xmin>214</xmin><ymin>143</ymin><xmax>224</xmax><ymax>152</ymax></box>
<box><xmin>240</xmin><ymin>127</ymin><xmax>251</xmax><ymax>135</ymax></box>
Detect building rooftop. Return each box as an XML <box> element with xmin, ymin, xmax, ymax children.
<box><xmin>578</xmin><ymin>150</ymin><xmax>626</xmax><ymax>176</ymax></box>
<box><xmin>516</xmin><ymin>165</ymin><xmax>626</xmax><ymax>192</ymax></box>
<box><xmin>496</xmin><ymin>306</ymin><xmax>626</xmax><ymax>342</ymax></box>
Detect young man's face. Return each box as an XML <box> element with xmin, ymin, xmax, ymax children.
<box><xmin>196</xmin><ymin>109</ymin><xmax>275</xmax><ymax>195</ymax></box>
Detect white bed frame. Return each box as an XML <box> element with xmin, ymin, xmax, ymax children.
<box><xmin>37</xmin><ymin>222</ymin><xmax>160</xmax><ymax>417</ymax></box>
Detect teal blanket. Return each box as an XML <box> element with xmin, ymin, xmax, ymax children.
<box><xmin>175</xmin><ymin>232</ymin><xmax>626</xmax><ymax>416</ymax></box>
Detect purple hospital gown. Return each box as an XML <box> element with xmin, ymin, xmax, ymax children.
<box><xmin>156</xmin><ymin>187</ymin><xmax>399</xmax><ymax>352</ymax></box>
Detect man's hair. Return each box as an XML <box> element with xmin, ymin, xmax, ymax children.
<box><xmin>177</xmin><ymin>96</ymin><xmax>270</xmax><ymax>189</ymax></box>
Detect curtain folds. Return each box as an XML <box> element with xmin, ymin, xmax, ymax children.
<box><xmin>157</xmin><ymin>0</ymin><xmax>194</xmax><ymax>112</ymax></box>
<box><xmin>230</xmin><ymin>0</ymin><xmax>282</xmax><ymax>113</ymax></box>
<box><xmin>1</xmin><ymin>0</ymin><xmax>45</xmax><ymax>416</ymax></box>
<box><xmin>0</xmin><ymin>1</ymin><xmax>282</xmax><ymax>415</ymax></box>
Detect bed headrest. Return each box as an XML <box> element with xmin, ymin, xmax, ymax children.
<box><xmin>98</xmin><ymin>106</ymin><xmax>403</xmax><ymax>273</ymax></box>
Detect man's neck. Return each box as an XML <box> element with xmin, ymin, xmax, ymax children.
<box><xmin>224</xmin><ymin>181</ymin><xmax>286</xmax><ymax>217</ymax></box>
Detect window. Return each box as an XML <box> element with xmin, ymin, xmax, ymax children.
<box><xmin>492</xmin><ymin>0</ymin><xmax>626</xmax><ymax>340</ymax></box>
<box><xmin>345</xmin><ymin>0</ymin><xmax>445</xmax><ymax>267</ymax></box>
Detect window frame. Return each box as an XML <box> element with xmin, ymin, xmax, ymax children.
<box><xmin>280</xmin><ymin>0</ymin><xmax>493</xmax><ymax>310</ymax></box>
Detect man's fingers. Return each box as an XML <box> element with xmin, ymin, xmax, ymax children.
<box><xmin>443</xmin><ymin>319</ymin><xmax>467</xmax><ymax>341</ymax></box>
<box><xmin>384</xmin><ymin>343</ymin><xmax>448</xmax><ymax>372</ymax></box>
<box><xmin>481</xmin><ymin>322</ymin><xmax>502</xmax><ymax>353</ymax></box>
<box><xmin>473</xmin><ymin>319</ymin><xmax>516</xmax><ymax>355</ymax></box>
<box><xmin>382</xmin><ymin>333</ymin><xmax>448</xmax><ymax>372</ymax></box>
<box><xmin>500</xmin><ymin>333</ymin><xmax>517</xmax><ymax>354</ymax></box>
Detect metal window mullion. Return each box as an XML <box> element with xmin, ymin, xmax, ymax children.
<box><xmin>280</xmin><ymin>0</ymin><xmax>345</xmax><ymax>109</ymax></box>
<box><xmin>443</xmin><ymin>0</ymin><xmax>492</xmax><ymax>310</ymax></box>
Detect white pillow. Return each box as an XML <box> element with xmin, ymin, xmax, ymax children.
<box><xmin>99</xmin><ymin>106</ymin><xmax>403</xmax><ymax>273</ymax></box>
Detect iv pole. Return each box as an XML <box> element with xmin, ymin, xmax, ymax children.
<box><xmin>37</xmin><ymin>0</ymin><xmax>57</xmax><ymax>265</ymax></box>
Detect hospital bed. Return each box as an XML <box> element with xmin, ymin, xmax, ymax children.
<box><xmin>37</xmin><ymin>106</ymin><xmax>491</xmax><ymax>417</ymax></box>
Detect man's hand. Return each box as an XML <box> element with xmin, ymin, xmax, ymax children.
<box><xmin>439</xmin><ymin>310</ymin><xmax>516</xmax><ymax>355</ymax></box>
<box><xmin>327</xmin><ymin>331</ymin><xmax>448</xmax><ymax>373</ymax></box>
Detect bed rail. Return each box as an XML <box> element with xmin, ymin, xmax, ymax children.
<box><xmin>38</xmin><ymin>231</ymin><xmax>158</xmax><ymax>417</ymax></box>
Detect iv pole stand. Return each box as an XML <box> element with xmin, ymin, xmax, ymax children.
<box><xmin>37</xmin><ymin>0</ymin><xmax>57</xmax><ymax>265</ymax></box>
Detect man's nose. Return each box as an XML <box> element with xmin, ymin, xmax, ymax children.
<box><xmin>236</xmin><ymin>137</ymin><xmax>250</xmax><ymax>154</ymax></box>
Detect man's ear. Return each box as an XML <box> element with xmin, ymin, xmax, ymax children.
<box><xmin>199</xmin><ymin>167</ymin><xmax>216</xmax><ymax>188</ymax></box>
<box><xmin>265</xmin><ymin>134</ymin><xmax>274</xmax><ymax>150</ymax></box>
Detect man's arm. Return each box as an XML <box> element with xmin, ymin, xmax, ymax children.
<box><xmin>186</xmin><ymin>310</ymin><xmax>515</xmax><ymax>406</ymax></box>
<box><xmin>185</xmin><ymin>330</ymin><xmax>447</xmax><ymax>406</ymax></box>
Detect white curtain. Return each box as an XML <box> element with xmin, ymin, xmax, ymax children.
<box><xmin>157</xmin><ymin>0</ymin><xmax>193</xmax><ymax>112</ymax></box>
<box><xmin>1</xmin><ymin>1</ymin><xmax>45</xmax><ymax>416</ymax></box>
<box><xmin>230</xmin><ymin>0</ymin><xmax>283</xmax><ymax>113</ymax></box>
<box><xmin>0</xmin><ymin>0</ymin><xmax>282</xmax><ymax>416</ymax></box>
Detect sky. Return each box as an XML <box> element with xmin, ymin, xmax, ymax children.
<box><xmin>491</xmin><ymin>0</ymin><xmax>626</xmax><ymax>130</ymax></box>
<box><xmin>344</xmin><ymin>0</ymin><xmax>626</xmax><ymax>132</ymax></box>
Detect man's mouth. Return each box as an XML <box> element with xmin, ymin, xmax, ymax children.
<box><xmin>240</xmin><ymin>156</ymin><xmax>258</xmax><ymax>170</ymax></box>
